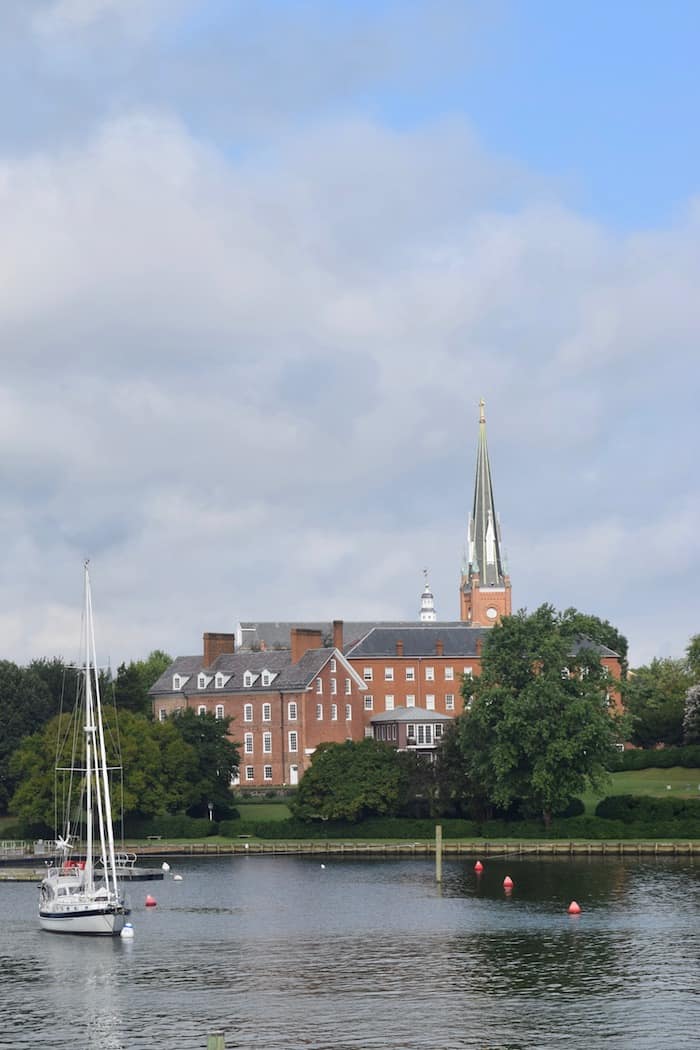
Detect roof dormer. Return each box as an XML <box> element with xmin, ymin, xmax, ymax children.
<box><xmin>198</xmin><ymin>673</ymin><xmax>213</xmax><ymax>690</ymax></box>
<box><xmin>172</xmin><ymin>673</ymin><xmax>190</xmax><ymax>691</ymax></box>
<box><xmin>214</xmin><ymin>672</ymin><xmax>230</xmax><ymax>689</ymax></box>
<box><xmin>261</xmin><ymin>669</ymin><xmax>277</xmax><ymax>687</ymax></box>
<box><xmin>243</xmin><ymin>670</ymin><xmax>259</xmax><ymax>688</ymax></box>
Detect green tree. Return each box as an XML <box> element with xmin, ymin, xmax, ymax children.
<box><xmin>170</xmin><ymin>708</ymin><xmax>240</xmax><ymax>819</ymax></box>
<box><xmin>0</xmin><ymin>661</ymin><xmax>53</xmax><ymax>813</ymax></box>
<box><xmin>682</xmin><ymin>684</ymin><xmax>700</xmax><ymax>745</ymax></box>
<box><xmin>623</xmin><ymin>658</ymin><xmax>691</xmax><ymax>747</ymax></box>
<box><xmin>292</xmin><ymin>738</ymin><xmax>411</xmax><ymax>822</ymax></box>
<box><xmin>113</xmin><ymin>650</ymin><xmax>171</xmax><ymax>717</ymax></box>
<box><xmin>686</xmin><ymin>635</ymin><xmax>700</xmax><ymax>680</ymax></box>
<box><xmin>457</xmin><ymin>605</ymin><xmax>621</xmax><ymax>827</ymax></box>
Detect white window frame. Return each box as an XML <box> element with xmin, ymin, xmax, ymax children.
<box><xmin>316</xmin><ymin>678</ymin><xmax>323</xmax><ymax>694</ymax></box>
<box><xmin>288</xmin><ymin>701</ymin><xmax>297</xmax><ymax>720</ymax></box>
<box><xmin>197</xmin><ymin>673</ymin><xmax>208</xmax><ymax>689</ymax></box>
<box><xmin>245</xmin><ymin>766</ymin><xmax>254</xmax><ymax>782</ymax></box>
<box><xmin>172</xmin><ymin>674</ymin><xmax>183</xmax><ymax>690</ymax></box>
<box><xmin>406</xmin><ymin>694</ymin><xmax>416</xmax><ymax>707</ymax></box>
<box><xmin>244</xmin><ymin>703</ymin><xmax>253</xmax><ymax>722</ymax></box>
<box><xmin>385</xmin><ymin>695</ymin><xmax>394</xmax><ymax>711</ymax></box>
<box><xmin>363</xmin><ymin>695</ymin><xmax>374</xmax><ymax>711</ymax></box>
<box><xmin>363</xmin><ymin>667</ymin><xmax>373</xmax><ymax>681</ymax></box>
<box><xmin>384</xmin><ymin>667</ymin><xmax>394</xmax><ymax>682</ymax></box>
<box><xmin>445</xmin><ymin>666</ymin><xmax>454</xmax><ymax>681</ymax></box>
<box><xmin>316</xmin><ymin>703</ymin><xmax>323</xmax><ymax>720</ymax></box>
<box><xmin>330</xmin><ymin>678</ymin><xmax>337</xmax><ymax>695</ymax></box>
<box><xmin>243</xmin><ymin>670</ymin><xmax>255</xmax><ymax>688</ymax></box>
<box><xmin>330</xmin><ymin>657</ymin><xmax>337</xmax><ymax>673</ymax></box>
<box><xmin>345</xmin><ymin>677</ymin><xmax>352</xmax><ymax>695</ymax></box>
<box><xmin>425</xmin><ymin>694</ymin><xmax>435</xmax><ymax>710</ymax></box>
<box><xmin>262</xmin><ymin>703</ymin><xmax>272</xmax><ymax>721</ymax></box>
<box><xmin>345</xmin><ymin>703</ymin><xmax>352</xmax><ymax>720</ymax></box>
<box><xmin>463</xmin><ymin>667</ymin><xmax>473</xmax><ymax>678</ymax></box>
<box><xmin>215</xmin><ymin>704</ymin><xmax>224</xmax><ymax>719</ymax></box>
<box><xmin>263</xmin><ymin>765</ymin><xmax>273</xmax><ymax>781</ymax></box>
<box><xmin>445</xmin><ymin>694</ymin><xmax>455</xmax><ymax>711</ymax></box>
<box><xmin>425</xmin><ymin>666</ymin><xmax>435</xmax><ymax>682</ymax></box>
<box><xmin>215</xmin><ymin>672</ymin><xmax>226</xmax><ymax>688</ymax></box>
<box><xmin>331</xmin><ymin>703</ymin><xmax>338</xmax><ymax>721</ymax></box>
<box><xmin>262</xmin><ymin>732</ymin><xmax>272</xmax><ymax>754</ymax></box>
<box><xmin>158</xmin><ymin>708</ymin><xmax>166</xmax><ymax>722</ymax></box>
<box><xmin>288</xmin><ymin>731</ymin><xmax>298</xmax><ymax>753</ymax></box>
<box><xmin>405</xmin><ymin>666</ymin><xmax>415</xmax><ymax>682</ymax></box>
<box><xmin>198</xmin><ymin>704</ymin><xmax>207</xmax><ymax>716</ymax></box>
<box><xmin>244</xmin><ymin>733</ymin><xmax>254</xmax><ymax>754</ymax></box>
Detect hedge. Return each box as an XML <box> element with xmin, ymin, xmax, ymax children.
<box><xmin>595</xmin><ymin>794</ymin><xmax>700</xmax><ymax>822</ymax></box>
<box><xmin>125</xmin><ymin>815</ymin><xmax>223</xmax><ymax>838</ymax></box>
<box><xmin>609</xmin><ymin>745</ymin><xmax>700</xmax><ymax>771</ymax></box>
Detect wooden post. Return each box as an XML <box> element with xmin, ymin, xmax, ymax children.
<box><xmin>435</xmin><ymin>824</ymin><xmax>442</xmax><ymax>883</ymax></box>
<box><xmin>207</xmin><ymin>1033</ymin><xmax>225</xmax><ymax>1050</ymax></box>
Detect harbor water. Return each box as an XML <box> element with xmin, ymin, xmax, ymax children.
<box><xmin>1</xmin><ymin>854</ymin><xmax>698</xmax><ymax>1049</ymax></box>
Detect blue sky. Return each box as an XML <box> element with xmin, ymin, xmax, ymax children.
<box><xmin>0</xmin><ymin>0</ymin><xmax>698</xmax><ymax>668</ymax></box>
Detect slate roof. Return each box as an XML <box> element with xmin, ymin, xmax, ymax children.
<box><xmin>346</xmin><ymin>624</ymin><xmax>490</xmax><ymax>658</ymax></box>
<box><xmin>371</xmin><ymin>706</ymin><xmax>452</xmax><ymax>723</ymax></box>
<box><xmin>238</xmin><ymin>620</ymin><xmax>479</xmax><ymax>653</ymax></box>
<box><xmin>149</xmin><ymin>647</ymin><xmax>327</xmax><ymax>697</ymax></box>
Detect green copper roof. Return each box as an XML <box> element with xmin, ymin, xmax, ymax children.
<box><xmin>467</xmin><ymin>399</ymin><xmax>506</xmax><ymax>587</ymax></box>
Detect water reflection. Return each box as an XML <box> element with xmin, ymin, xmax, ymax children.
<box><xmin>1</xmin><ymin>856</ymin><xmax>698</xmax><ymax>1049</ymax></box>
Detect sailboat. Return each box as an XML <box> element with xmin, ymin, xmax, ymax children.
<box><xmin>39</xmin><ymin>563</ymin><xmax>127</xmax><ymax>935</ymax></box>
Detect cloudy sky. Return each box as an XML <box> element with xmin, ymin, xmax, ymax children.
<box><xmin>1</xmin><ymin>0</ymin><xmax>698</xmax><ymax>670</ymax></box>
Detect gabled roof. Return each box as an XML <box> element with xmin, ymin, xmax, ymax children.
<box><xmin>237</xmin><ymin>620</ymin><xmax>479</xmax><ymax>653</ymax></box>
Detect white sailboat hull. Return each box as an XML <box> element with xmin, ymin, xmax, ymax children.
<box><xmin>39</xmin><ymin>906</ymin><xmax>126</xmax><ymax>936</ymax></box>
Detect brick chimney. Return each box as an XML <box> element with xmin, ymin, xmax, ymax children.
<box><xmin>291</xmin><ymin>627</ymin><xmax>323</xmax><ymax>665</ymax></box>
<box><xmin>396</xmin><ymin>639</ymin><xmax>404</xmax><ymax>657</ymax></box>
<box><xmin>436</xmin><ymin>639</ymin><xmax>444</xmax><ymax>657</ymax></box>
<box><xmin>203</xmin><ymin>632</ymin><xmax>235</xmax><ymax>666</ymax></box>
<box><xmin>333</xmin><ymin>620</ymin><xmax>344</xmax><ymax>651</ymax></box>
<box><xmin>260</xmin><ymin>640</ymin><xmax>266</xmax><ymax>652</ymax></box>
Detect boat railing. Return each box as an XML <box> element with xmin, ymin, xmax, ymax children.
<box><xmin>96</xmin><ymin>851</ymin><xmax>137</xmax><ymax>871</ymax></box>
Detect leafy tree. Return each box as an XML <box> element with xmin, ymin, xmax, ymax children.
<box><xmin>683</xmin><ymin>685</ymin><xmax>700</xmax><ymax>745</ymax></box>
<box><xmin>686</xmin><ymin>635</ymin><xmax>700</xmax><ymax>680</ymax></box>
<box><xmin>114</xmin><ymin>650</ymin><xmax>172</xmax><ymax>717</ymax></box>
<box><xmin>28</xmin><ymin>658</ymin><xmax>81</xmax><ymax>720</ymax></box>
<box><xmin>169</xmin><ymin>709</ymin><xmax>240</xmax><ymax>819</ymax></box>
<box><xmin>292</xmin><ymin>738</ymin><xmax>411</xmax><ymax>822</ymax></box>
<box><xmin>559</xmin><ymin>608</ymin><xmax>629</xmax><ymax>676</ymax></box>
<box><xmin>0</xmin><ymin>661</ymin><xmax>52</xmax><ymax>813</ymax></box>
<box><xmin>457</xmin><ymin>605</ymin><xmax>621</xmax><ymax>827</ymax></box>
<box><xmin>623</xmin><ymin>658</ymin><xmax>691</xmax><ymax>747</ymax></box>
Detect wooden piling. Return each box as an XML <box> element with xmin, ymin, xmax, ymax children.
<box><xmin>435</xmin><ymin>824</ymin><xmax>442</xmax><ymax>883</ymax></box>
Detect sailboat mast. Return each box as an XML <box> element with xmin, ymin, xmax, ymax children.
<box><xmin>85</xmin><ymin>565</ymin><xmax>120</xmax><ymax>895</ymax></box>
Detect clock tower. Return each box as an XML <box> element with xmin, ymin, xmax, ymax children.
<box><xmin>460</xmin><ymin>400</ymin><xmax>512</xmax><ymax>626</ymax></box>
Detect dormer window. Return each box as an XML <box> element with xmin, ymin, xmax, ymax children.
<box><xmin>243</xmin><ymin>670</ymin><xmax>256</xmax><ymax>688</ymax></box>
<box><xmin>173</xmin><ymin>673</ymin><xmax>183</xmax><ymax>690</ymax></box>
<box><xmin>261</xmin><ymin>670</ymin><xmax>276</xmax><ymax>688</ymax></box>
<box><xmin>214</xmin><ymin>672</ymin><xmax>230</xmax><ymax>689</ymax></box>
<box><xmin>197</xmin><ymin>673</ymin><xmax>213</xmax><ymax>690</ymax></box>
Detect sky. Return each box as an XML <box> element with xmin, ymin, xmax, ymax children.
<box><xmin>1</xmin><ymin>0</ymin><xmax>698</xmax><ymax>671</ymax></box>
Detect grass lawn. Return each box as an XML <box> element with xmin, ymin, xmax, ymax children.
<box><xmin>582</xmin><ymin>767</ymin><xmax>700</xmax><ymax>813</ymax></box>
<box><xmin>235</xmin><ymin>802</ymin><xmax>292</xmax><ymax>822</ymax></box>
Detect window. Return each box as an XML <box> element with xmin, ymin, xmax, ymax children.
<box><xmin>245</xmin><ymin>766</ymin><xmax>254</xmax><ymax>782</ymax></box>
<box><xmin>363</xmin><ymin>667</ymin><xmax>373</xmax><ymax>681</ymax></box>
<box><xmin>288</xmin><ymin>701</ymin><xmax>297</xmax><ymax>720</ymax></box>
<box><xmin>316</xmin><ymin>703</ymin><xmax>323</xmax><ymax>720</ymax></box>
<box><xmin>261</xmin><ymin>670</ymin><xmax>275</xmax><ymax>687</ymax></box>
<box><xmin>215</xmin><ymin>704</ymin><xmax>224</xmax><ymax>719</ymax></box>
<box><xmin>345</xmin><ymin>704</ymin><xmax>352</xmax><ymax>720</ymax></box>
<box><xmin>197</xmin><ymin>673</ymin><xmax>208</xmax><ymax>689</ymax></box>
<box><xmin>264</xmin><ymin>765</ymin><xmax>273</xmax><ymax>781</ymax></box>
<box><xmin>330</xmin><ymin>657</ymin><xmax>336</xmax><ymax>672</ymax></box>
<box><xmin>244</xmin><ymin>733</ymin><xmax>253</xmax><ymax>754</ymax></box>
<box><xmin>384</xmin><ymin>667</ymin><xmax>394</xmax><ymax>682</ymax></box>
<box><xmin>445</xmin><ymin>694</ymin><xmax>455</xmax><ymax>711</ymax></box>
<box><xmin>561</xmin><ymin>667</ymin><xmax>571</xmax><ymax>680</ymax></box>
<box><xmin>426</xmin><ymin>694</ymin><xmax>435</xmax><ymax>710</ymax></box>
<box><xmin>345</xmin><ymin>677</ymin><xmax>351</xmax><ymax>695</ymax></box>
<box><xmin>316</xmin><ymin>678</ymin><xmax>323</xmax><ymax>694</ymax></box>
<box><xmin>406</xmin><ymin>694</ymin><xmax>416</xmax><ymax>707</ymax></box>
<box><xmin>263</xmin><ymin>732</ymin><xmax>272</xmax><ymax>754</ymax></box>
<box><xmin>445</xmin><ymin>667</ymin><xmax>454</xmax><ymax>681</ymax></box>
<box><xmin>425</xmin><ymin>666</ymin><xmax>435</xmax><ymax>682</ymax></box>
<box><xmin>244</xmin><ymin>703</ymin><xmax>253</xmax><ymax>722</ymax></box>
<box><xmin>364</xmin><ymin>726</ymin><xmax>373</xmax><ymax>738</ymax></box>
<box><xmin>416</xmin><ymin>724</ymin><xmax>433</xmax><ymax>745</ymax></box>
<box><xmin>385</xmin><ymin>695</ymin><xmax>394</xmax><ymax>711</ymax></box>
<box><xmin>405</xmin><ymin>667</ymin><xmax>415</xmax><ymax>682</ymax></box>
<box><xmin>158</xmin><ymin>708</ymin><xmax>166</xmax><ymax>722</ymax></box>
<box><xmin>331</xmin><ymin>704</ymin><xmax>338</xmax><ymax>721</ymax></box>
<box><xmin>288</xmin><ymin>731</ymin><xmax>298</xmax><ymax>753</ymax></box>
<box><xmin>262</xmin><ymin>703</ymin><xmax>271</xmax><ymax>721</ymax></box>
<box><xmin>407</xmin><ymin>723</ymin><xmax>415</xmax><ymax>741</ymax></box>
<box><xmin>435</xmin><ymin>723</ymin><xmax>444</xmax><ymax>738</ymax></box>
<box><xmin>330</xmin><ymin>678</ymin><xmax>337</xmax><ymax>695</ymax></box>
<box><xmin>364</xmin><ymin>695</ymin><xmax>374</xmax><ymax>711</ymax></box>
<box><xmin>463</xmin><ymin>667</ymin><xmax>473</xmax><ymax>678</ymax></box>
<box><xmin>198</xmin><ymin>705</ymin><xmax>207</xmax><ymax>716</ymax></box>
<box><xmin>215</xmin><ymin>672</ymin><xmax>226</xmax><ymax>688</ymax></box>
<box><xmin>172</xmin><ymin>674</ymin><xmax>183</xmax><ymax>690</ymax></box>
<box><xmin>243</xmin><ymin>670</ymin><xmax>255</xmax><ymax>688</ymax></box>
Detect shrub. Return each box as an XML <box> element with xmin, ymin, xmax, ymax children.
<box><xmin>595</xmin><ymin>794</ymin><xmax>700</xmax><ymax>822</ymax></box>
<box><xmin>609</xmin><ymin>745</ymin><xmax>700</xmax><ymax>771</ymax></box>
<box><xmin>126</xmin><ymin>814</ymin><xmax>221</xmax><ymax>838</ymax></box>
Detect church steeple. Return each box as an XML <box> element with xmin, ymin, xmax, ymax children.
<box><xmin>420</xmin><ymin>570</ymin><xmax>437</xmax><ymax>622</ymax></box>
<box><xmin>460</xmin><ymin>400</ymin><xmax>511</xmax><ymax>625</ymax></box>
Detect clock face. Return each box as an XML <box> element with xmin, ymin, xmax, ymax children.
<box><xmin>486</xmin><ymin>607</ymin><xmax>498</xmax><ymax>620</ymax></box>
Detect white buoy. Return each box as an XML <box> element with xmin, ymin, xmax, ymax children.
<box><xmin>321</xmin><ymin>863</ymin><xmax>326</xmax><ymax>869</ymax></box>
<box><xmin>173</xmin><ymin>874</ymin><xmax>183</xmax><ymax>881</ymax></box>
<box><xmin>161</xmin><ymin>861</ymin><xmax>170</xmax><ymax>872</ymax></box>
<box><xmin>120</xmin><ymin>922</ymin><xmax>134</xmax><ymax>939</ymax></box>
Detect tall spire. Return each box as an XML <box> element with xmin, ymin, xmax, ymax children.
<box><xmin>460</xmin><ymin>400</ymin><xmax>511</xmax><ymax>625</ymax></box>
<box><xmin>420</xmin><ymin>569</ymin><xmax>437</xmax><ymax>622</ymax></box>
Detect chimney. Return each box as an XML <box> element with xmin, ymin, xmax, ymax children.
<box><xmin>291</xmin><ymin>627</ymin><xmax>323</xmax><ymax>665</ymax></box>
<box><xmin>203</xmin><ymin>632</ymin><xmax>235</xmax><ymax>666</ymax></box>
<box><xmin>396</xmin><ymin>639</ymin><xmax>404</xmax><ymax>657</ymax></box>
<box><xmin>333</xmin><ymin>619</ymin><xmax>344</xmax><ymax>651</ymax></box>
<box><xmin>436</xmin><ymin>639</ymin><xmax>444</xmax><ymax>657</ymax></box>
<box><xmin>260</xmin><ymin>640</ymin><xmax>266</xmax><ymax>652</ymax></box>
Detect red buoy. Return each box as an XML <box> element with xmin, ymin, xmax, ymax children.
<box><xmin>474</xmin><ymin>860</ymin><xmax>484</xmax><ymax>873</ymax></box>
<box><xmin>145</xmin><ymin>895</ymin><xmax>157</xmax><ymax>907</ymax></box>
<box><xmin>567</xmin><ymin>900</ymin><xmax>581</xmax><ymax>915</ymax></box>
<box><xmin>503</xmin><ymin>875</ymin><xmax>514</xmax><ymax>889</ymax></box>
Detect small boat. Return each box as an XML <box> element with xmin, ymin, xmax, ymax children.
<box><xmin>39</xmin><ymin>563</ymin><xmax>127</xmax><ymax>936</ymax></box>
